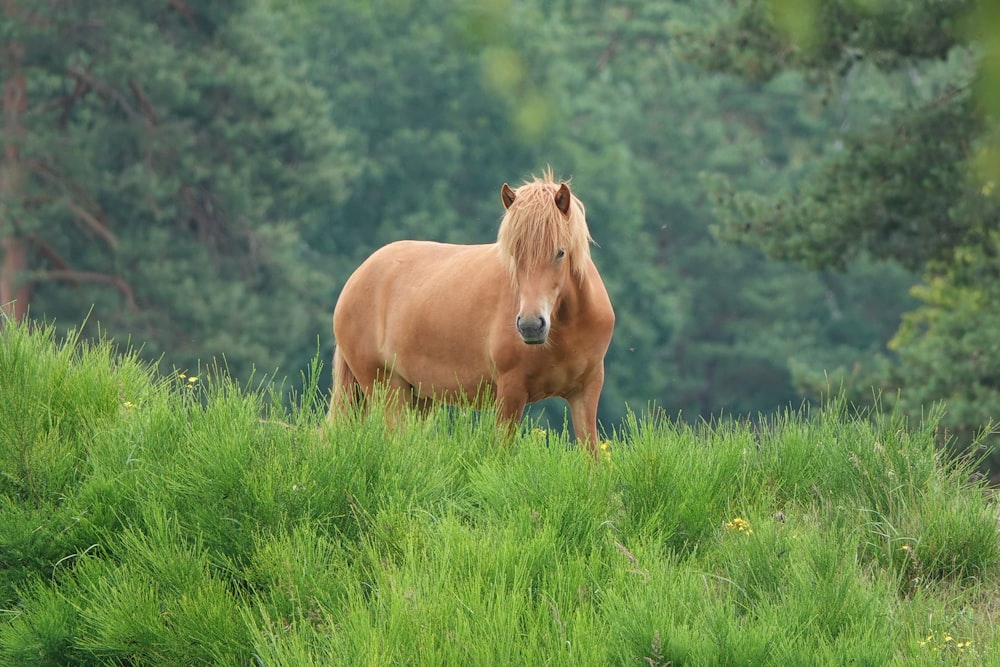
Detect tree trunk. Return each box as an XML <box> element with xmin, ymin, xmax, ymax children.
<box><xmin>0</xmin><ymin>237</ymin><xmax>29</xmax><ymax>321</ymax></box>
<box><xmin>1</xmin><ymin>3</ymin><xmax>29</xmax><ymax>323</ymax></box>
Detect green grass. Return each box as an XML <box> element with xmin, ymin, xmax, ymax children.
<box><xmin>1</xmin><ymin>318</ymin><xmax>998</xmax><ymax>666</ymax></box>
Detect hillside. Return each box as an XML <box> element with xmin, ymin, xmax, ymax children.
<box><xmin>1</xmin><ymin>319</ymin><xmax>998</xmax><ymax>665</ymax></box>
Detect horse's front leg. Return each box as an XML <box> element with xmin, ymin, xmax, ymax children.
<box><xmin>494</xmin><ymin>381</ymin><xmax>527</xmax><ymax>441</ymax></box>
<box><xmin>567</xmin><ymin>376</ymin><xmax>604</xmax><ymax>460</ymax></box>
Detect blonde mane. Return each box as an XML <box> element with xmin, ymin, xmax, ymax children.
<box><xmin>496</xmin><ymin>169</ymin><xmax>593</xmax><ymax>280</ymax></box>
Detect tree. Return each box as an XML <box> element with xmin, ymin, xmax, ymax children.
<box><xmin>0</xmin><ymin>1</ymin><xmax>356</xmax><ymax>380</ymax></box>
<box><xmin>695</xmin><ymin>0</ymin><xmax>1000</xmax><ymax>457</ymax></box>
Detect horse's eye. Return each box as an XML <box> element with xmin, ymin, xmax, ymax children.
<box><xmin>555</xmin><ymin>249</ymin><xmax>566</xmax><ymax>260</ymax></box>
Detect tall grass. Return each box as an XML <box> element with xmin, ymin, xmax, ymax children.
<box><xmin>1</xmin><ymin>318</ymin><xmax>997</xmax><ymax>665</ymax></box>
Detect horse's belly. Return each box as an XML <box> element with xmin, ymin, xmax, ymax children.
<box><xmin>393</xmin><ymin>347</ymin><xmax>497</xmax><ymax>405</ymax></box>
<box><xmin>421</xmin><ymin>381</ymin><xmax>497</xmax><ymax>408</ymax></box>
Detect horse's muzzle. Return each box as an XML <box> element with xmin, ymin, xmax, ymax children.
<box><xmin>516</xmin><ymin>315</ymin><xmax>548</xmax><ymax>345</ymax></box>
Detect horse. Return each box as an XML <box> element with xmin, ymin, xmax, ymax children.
<box><xmin>328</xmin><ymin>170</ymin><xmax>614</xmax><ymax>457</ymax></box>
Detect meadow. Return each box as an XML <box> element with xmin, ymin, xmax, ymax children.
<box><xmin>1</xmin><ymin>320</ymin><xmax>998</xmax><ymax>666</ymax></box>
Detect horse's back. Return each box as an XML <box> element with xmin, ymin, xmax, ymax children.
<box><xmin>336</xmin><ymin>240</ymin><xmax>501</xmax><ymax>319</ymax></box>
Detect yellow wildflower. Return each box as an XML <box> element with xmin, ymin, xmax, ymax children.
<box><xmin>919</xmin><ymin>632</ymin><xmax>971</xmax><ymax>653</ymax></box>
<box><xmin>725</xmin><ymin>517</ymin><xmax>753</xmax><ymax>535</ymax></box>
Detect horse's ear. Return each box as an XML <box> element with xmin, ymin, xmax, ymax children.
<box><xmin>554</xmin><ymin>183</ymin><xmax>571</xmax><ymax>215</ymax></box>
<box><xmin>501</xmin><ymin>183</ymin><xmax>516</xmax><ymax>209</ymax></box>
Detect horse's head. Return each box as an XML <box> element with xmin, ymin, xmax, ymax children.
<box><xmin>497</xmin><ymin>171</ymin><xmax>593</xmax><ymax>345</ymax></box>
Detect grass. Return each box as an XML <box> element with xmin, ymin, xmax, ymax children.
<box><xmin>1</xmin><ymin>318</ymin><xmax>998</xmax><ymax>666</ymax></box>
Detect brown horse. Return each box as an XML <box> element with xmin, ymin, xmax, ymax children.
<box><xmin>328</xmin><ymin>170</ymin><xmax>614</xmax><ymax>457</ymax></box>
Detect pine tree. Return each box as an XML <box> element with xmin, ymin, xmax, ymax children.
<box><xmin>696</xmin><ymin>0</ymin><xmax>1000</xmax><ymax>456</ymax></box>
<box><xmin>0</xmin><ymin>1</ymin><xmax>356</xmax><ymax>380</ymax></box>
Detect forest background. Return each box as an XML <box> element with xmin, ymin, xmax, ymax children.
<box><xmin>2</xmin><ymin>0</ymin><xmax>998</xmax><ymax>467</ymax></box>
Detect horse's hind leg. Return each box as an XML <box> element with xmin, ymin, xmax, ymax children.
<box><xmin>328</xmin><ymin>346</ymin><xmax>362</xmax><ymax>419</ymax></box>
<box><xmin>413</xmin><ymin>395</ymin><xmax>434</xmax><ymax>419</ymax></box>
<box><xmin>379</xmin><ymin>372</ymin><xmax>422</xmax><ymax>430</ymax></box>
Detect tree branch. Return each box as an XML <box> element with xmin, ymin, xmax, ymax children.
<box><xmin>66</xmin><ymin>200</ymin><xmax>118</xmax><ymax>250</ymax></box>
<box><xmin>590</xmin><ymin>6</ymin><xmax>632</xmax><ymax>75</ymax></box>
<box><xmin>166</xmin><ymin>0</ymin><xmax>198</xmax><ymax>30</ymax></box>
<box><xmin>66</xmin><ymin>65</ymin><xmax>142</xmax><ymax>123</ymax></box>
<box><xmin>128</xmin><ymin>79</ymin><xmax>159</xmax><ymax>127</ymax></box>
<box><xmin>25</xmin><ymin>233</ymin><xmax>72</xmax><ymax>272</ymax></box>
<box><xmin>34</xmin><ymin>269</ymin><xmax>137</xmax><ymax>309</ymax></box>
<box><xmin>38</xmin><ymin>75</ymin><xmax>92</xmax><ymax>126</ymax></box>
<box><xmin>27</xmin><ymin>159</ymin><xmax>120</xmax><ymax>251</ymax></box>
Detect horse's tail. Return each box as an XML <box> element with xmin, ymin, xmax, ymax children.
<box><xmin>328</xmin><ymin>345</ymin><xmax>360</xmax><ymax>419</ymax></box>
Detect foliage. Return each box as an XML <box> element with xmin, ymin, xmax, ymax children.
<box><xmin>692</xmin><ymin>0</ymin><xmax>977</xmax><ymax>80</ymax></box>
<box><xmin>694</xmin><ymin>0</ymin><xmax>1000</xmax><ymax>459</ymax></box>
<box><xmin>2</xmin><ymin>318</ymin><xmax>999</xmax><ymax>665</ymax></box>
<box><xmin>888</xmin><ymin>238</ymin><xmax>1000</xmax><ymax>445</ymax></box>
<box><xmin>0</xmin><ymin>0</ymin><xmax>357</xmax><ymax>381</ymax></box>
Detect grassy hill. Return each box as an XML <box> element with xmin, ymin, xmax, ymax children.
<box><xmin>1</xmin><ymin>319</ymin><xmax>998</xmax><ymax>666</ymax></box>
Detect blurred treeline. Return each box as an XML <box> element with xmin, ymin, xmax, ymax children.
<box><xmin>1</xmin><ymin>1</ymin><xmax>996</xmax><ymax>457</ymax></box>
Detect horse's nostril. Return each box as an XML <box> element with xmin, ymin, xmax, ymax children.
<box><xmin>538</xmin><ymin>316</ymin><xmax>546</xmax><ymax>329</ymax></box>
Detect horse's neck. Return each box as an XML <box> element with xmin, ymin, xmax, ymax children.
<box><xmin>556</xmin><ymin>276</ymin><xmax>589</xmax><ymax>321</ymax></box>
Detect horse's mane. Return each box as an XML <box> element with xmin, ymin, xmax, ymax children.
<box><xmin>496</xmin><ymin>168</ymin><xmax>593</xmax><ymax>281</ymax></box>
